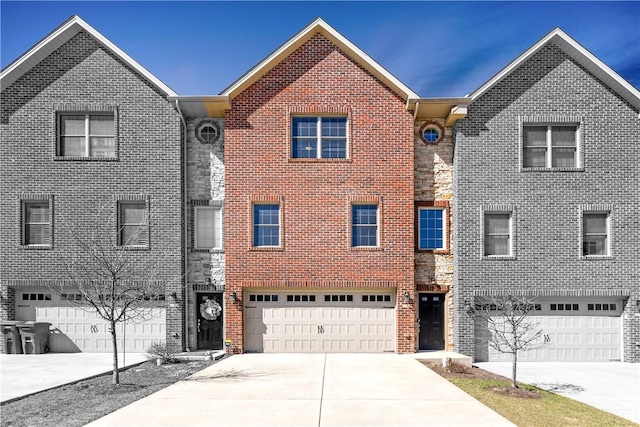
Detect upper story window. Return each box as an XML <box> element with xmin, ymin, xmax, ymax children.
<box><xmin>195</xmin><ymin>206</ymin><xmax>222</xmax><ymax>250</ymax></box>
<box><xmin>253</xmin><ymin>204</ymin><xmax>280</xmax><ymax>247</ymax></box>
<box><xmin>351</xmin><ymin>204</ymin><xmax>379</xmax><ymax>247</ymax></box>
<box><xmin>522</xmin><ymin>124</ymin><xmax>577</xmax><ymax>168</ymax></box>
<box><xmin>118</xmin><ymin>201</ymin><xmax>148</xmax><ymax>248</ymax></box>
<box><xmin>418</xmin><ymin>207</ymin><xmax>446</xmax><ymax>251</ymax></box>
<box><xmin>22</xmin><ymin>200</ymin><xmax>52</xmax><ymax>247</ymax></box>
<box><xmin>582</xmin><ymin>212</ymin><xmax>609</xmax><ymax>257</ymax></box>
<box><xmin>291</xmin><ymin>116</ymin><xmax>347</xmax><ymax>159</ymax></box>
<box><xmin>59</xmin><ymin>113</ymin><xmax>115</xmax><ymax>158</ymax></box>
<box><xmin>484</xmin><ymin>212</ymin><xmax>512</xmax><ymax>257</ymax></box>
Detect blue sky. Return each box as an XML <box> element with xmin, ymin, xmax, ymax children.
<box><xmin>1</xmin><ymin>1</ymin><xmax>638</xmax><ymax>97</ymax></box>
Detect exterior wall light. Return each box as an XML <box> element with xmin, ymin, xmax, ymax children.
<box><xmin>403</xmin><ymin>291</ymin><xmax>411</xmax><ymax>304</ymax></box>
<box><xmin>229</xmin><ymin>292</ymin><xmax>237</xmax><ymax>303</ymax></box>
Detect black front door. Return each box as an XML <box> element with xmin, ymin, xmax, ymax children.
<box><xmin>419</xmin><ymin>293</ymin><xmax>445</xmax><ymax>350</ymax></box>
<box><xmin>196</xmin><ymin>293</ymin><xmax>223</xmax><ymax>350</ymax></box>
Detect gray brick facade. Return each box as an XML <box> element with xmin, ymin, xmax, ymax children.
<box><xmin>0</xmin><ymin>30</ymin><xmax>183</xmax><ymax>351</ymax></box>
<box><xmin>453</xmin><ymin>43</ymin><xmax>640</xmax><ymax>362</ymax></box>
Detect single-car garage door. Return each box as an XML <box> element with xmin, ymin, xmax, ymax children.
<box><xmin>15</xmin><ymin>288</ymin><xmax>166</xmax><ymax>353</ymax></box>
<box><xmin>245</xmin><ymin>291</ymin><xmax>396</xmax><ymax>352</ymax></box>
<box><xmin>475</xmin><ymin>299</ymin><xmax>623</xmax><ymax>362</ymax></box>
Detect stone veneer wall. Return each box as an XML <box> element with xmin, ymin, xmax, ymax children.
<box><xmin>414</xmin><ymin>118</ymin><xmax>455</xmax><ymax>350</ymax></box>
<box><xmin>185</xmin><ymin>117</ymin><xmax>225</xmax><ymax>350</ymax></box>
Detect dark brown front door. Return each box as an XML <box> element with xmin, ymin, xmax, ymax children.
<box><xmin>419</xmin><ymin>293</ymin><xmax>445</xmax><ymax>350</ymax></box>
<box><xmin>196</xmin><ymin>293</ymin><xmax>223</xmax><ymax>350</ymax></box>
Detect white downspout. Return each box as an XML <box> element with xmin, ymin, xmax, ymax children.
<box><xmin>175</xmin><ymin>99</ymin><xmax>190</xmax><ymax>352</ymax></box>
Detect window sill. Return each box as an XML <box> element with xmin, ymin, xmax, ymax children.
<box><xmin>417</xmin><ymin>249</ymin><xmax>450</xmax><ymax>254</ymax></box>
<box><xmin>482</xmin><ymin>255</ymin><xmax>516</xmax><ymax>261</ymax></box>
<box><xmin>521</xmin><ymin>167</ymin><xmax>584</xmax><ymax>172</ymax></box>
<box><xmin>54</xmin><ymin>156</ymin><xmax>119</xmax><ymax>161</ymax></box>
<box><xmin>581</xmin><ymin>255</ymin><xmax>614</xmax><ymax>261</ymax></box>
<box><xmin>289</xmin><ymin>158</ymin><xmax>352</xmax><ymax>163</ymax></box>
<box><xmin>118</xmin><ymin>245</ymin><xmax>149</xmax><ymax>251</ymax></box>
<box><xmin>350</xmin><ymin>246</ymin><xmax>382</xmax><ymax>252</ymax></box>
<box><xmin>19</xmin><ymin>244</ymin><xmax>52</xmax><ymax>250</ymax></box>
<box><xmin>250</xmin><ymin>246</ymin><xmax>284</xmax><ymax>252</ymax></box>
<box><xmin>191</xmin><ymin>248</ymin><xmax>224</xmax><ymax>253</ymax></box>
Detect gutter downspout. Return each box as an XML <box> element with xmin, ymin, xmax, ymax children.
<box><xmin>175</xmin><ymin>99</ymin><xmax>190</xmax><ymax>352</ymax></box>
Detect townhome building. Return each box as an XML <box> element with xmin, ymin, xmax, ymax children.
<box><xmin>2</xmin><ymin>16</ymin><xmax>638</xmax><ymax>362</ymax></box>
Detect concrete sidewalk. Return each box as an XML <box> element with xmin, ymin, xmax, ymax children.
<box><xmin>0</xmin><ymin>352</ymin><xmax>148</xmax><ymax>403</ymax></box>
<box><xmin>88</xmin><ymin>353</ymin><xmax>514</xmax><ymax>427</ymax></box>
<box><xmin>476</xmin><ymin>362</ymin><xmax>640</xmax><ymax>424</ymax></box>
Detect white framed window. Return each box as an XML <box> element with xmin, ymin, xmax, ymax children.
<box><xmin>195</xmin><ymin>206</ymin><xmax>222</xmax><ymax>250</ymax></box>
<box><xmin>418</xmin><ymin>207</ymin><xmax>446</xmax><ymax>250</ymax></box>
<box><xmin>118</xmin><ymin>201</ymin><xmax>148</xmax><ymax>247</ymax></box>
<box><xmin>582</xmin><ymin>212</ymin><xmax>610</xmax><ymax>256</ymax></box>
<box><xmin>522</xmin><ymin>124</ymin><xmax>577</xmax><ymax>168</ymax></box>
<box><xmin>484</xmin><ymin>212</ymin><xmax>512</xmax><ymax>256</ymax></box>
<box><xmin>58</xmin><ymin>113</ymin><xmax>115</xmax><ymax>157</ymax></box>
<box><xmin>291</xmin><ymin>116</ymin><xmax>347</xmax><ymax>159</ymax></box>
<box><xmin>253</xmin><ymin>204</ymin><xmax>280</xmax><ymax>247</ymax></box>
<box><xmin>21</xmin><ymin>200</ymin><xmax>52</xmax><ymax>247</ymax></box>
<box><xmin>351</xmin><ymin>204</ymin><xmax>379</xmax><ymax>247</ymax></box>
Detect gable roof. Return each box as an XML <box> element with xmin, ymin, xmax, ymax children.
<box><xmin>0</xmin><ymin>15</ymin><xmax>177</xmax><ymax>96</ymax></box>
<box><xmin>220</xmin><ymin>17</ymin><xmax>419</xmax><ymax>100</ymax></box>
<box><xmin>469</xmin><ymin>28</ymin><xmax>640</xmax><ymax>110</ymax></box>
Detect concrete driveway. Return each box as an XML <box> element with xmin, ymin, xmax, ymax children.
<box><xmin>475</xmin><ymin>362</ymin><xmax>640</xmax><ymax>424</ymax></box>
<box><xmin>88</xmin><ymin>353</ymin><xmax>514</xmax><ymax>427</ymax></box>
<box><xmin>0</xmin><ymin>352</ymin><xmax>148</xmax><ymax>403</ymax></box>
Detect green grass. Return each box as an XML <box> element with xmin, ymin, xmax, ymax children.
<box><xmin>449</xmin><ymin>377</ymin><xmax>637</xmax><ymax>427</ymax></box>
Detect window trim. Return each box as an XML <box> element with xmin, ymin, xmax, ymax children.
<box><xmin>55</xmin><ymin>107</ymin><xmax>118</xmax><ymax>160</ymax></box>
<box><xmin>482</xmin><ymin>205</ymin><xmax>516</xmax><ymax>259</ymax></box>
<box><xmin>290</xmin><ymin>115</ymin><xmax>349</xmax><ymax>161</ymax></box>
<box><xmin>580</xmin><ymin>206</ymin><xmax>613</xmax><ymax>259</ymax></box>
<box><xmin>116</xmin><ymin>197</ymin><xmax>150</xmax><ymax>249</ymax></box>
<box><xmin>350</xmin><ymin>203</ymin><xmax>380</xmax><ymax>249</ymax></box>
<box><xmin>416</xmin><ymin>201</ymin><xmax>449</xmax><ymax>253</ymax></box>
<box><xmin>251</xmin><ymin>202</ymin><xmax>282</xmax><ymax>249</ymax></box>
<box><xmin>19</xmin><ymin>195</ymin><xmax>54</xmax><ymax>249</ymax></box>
<box><xmin>519</xmin><ymin>116</ymin><xmax>583</xmax><ymax>171</ymax></box>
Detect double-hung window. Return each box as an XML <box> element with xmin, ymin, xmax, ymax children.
<box><xmin>118</xmin><ymin>201</ymin><xmax>148</xmax><ymax>247</ymax></box>
<box><xmin>253</xmin><ymin>204</ymin><xmax>280</xmax><ymax>247</ymax></box>
<box><xmin>418</xmin><ymin>207</ymin><xmax>446</xmax><ymax>250</ymax></box>
<box><xmin>484</xmin><ymin>212</ymin><xmax>512</xmax><ymax>256</ymax></box>
<box><xmin>291</xmin><ymin>116</ymin><xmax>347</xmax><ymax>159</ymax></box>
<box><xmin>583</xmin><ymin>212</ymin><xmax>609</xmax><ymax>256</ymax></box>
<box><xmin>22</xmin><ymin>201</ymin><xmax>51</xmax><ymax>247</ymax></box>
<box><xmin>195</xmin><ymin>207</ymin><xmax>222</xmax><ymax>250</ymax></box>
<box><xmin>351</xmin><ymin>204</ymin><xmax>379</xmax><ymax>247</ymax></box>
<box><xmin>59</xmin><ymin>113</ymin><xmax>115</xmax><ymax>157</ymax></box>
<box><xmin>523</xmin><ymin>125</ymin><xmax>577</xmax><ymax>168</ymax></box>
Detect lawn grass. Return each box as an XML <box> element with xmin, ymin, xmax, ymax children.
<box><xmin>1</xmin><ymin>359</ymin><xmax>215</xmax><ymax>427</ymax></box>
<box><xmin>447</xmin><ymin>376</ymin><xmax>637</xmax><ymax>427</ymax></box>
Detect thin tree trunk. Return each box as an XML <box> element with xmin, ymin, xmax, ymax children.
<box><xmin>511</xmin><ymin>351</ymin><xmax>518</xmax><ymax>388</ymax></box>
<box><xmin>111</xmin><ymin>321</ymin><xmax>120</xmax><ymax>385</ymax></box>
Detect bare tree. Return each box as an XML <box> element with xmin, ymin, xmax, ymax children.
<box><xmin>48</xmin><ymin>206</ymin><xmax>179</xmax><ymax>385</ymax></box>
<box><xmin>471</xmin><ymin>295</ymin><xmax>545</xmax><ymax>388</ymax></box>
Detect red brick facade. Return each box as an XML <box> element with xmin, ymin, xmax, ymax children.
<box><xmin>224</xmin><ymin>34</ymin><xmax>415</xmax><ymax>354</ymax></box>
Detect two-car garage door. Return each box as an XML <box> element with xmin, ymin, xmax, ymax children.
<box><xmin>475</xmin><ymin>299</ymin><xmax>623</xmax><ymax>362</ymax></box>
<box><xmin>245</xmin><ymin>291</ymin><xmax>396</xmax><ymax>352</ymax></box>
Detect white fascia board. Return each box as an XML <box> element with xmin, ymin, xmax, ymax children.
<box><xmin>221</xmin><ymin>18</ymin><xmax>419</xmax><ymax>100</ymax></box>
<box><xmin>469</xmin><ymin>28</ymin><xmax>640</xmax><ymax>110</ymax></box>
<box><xmin>1</xmin><ymin>15</ymin><xmax>178</xmax><ymax>97</ymax></box>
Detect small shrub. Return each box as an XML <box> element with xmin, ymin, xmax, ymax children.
<box><xmin>445</xmin><ymin>359</ymin><xmax>470</xmax><ymax>374</ymax></box>
<box><xmin>146</xmin><ymin>341</ymin><xmax>179</xmax><ymax>363</ymax></box>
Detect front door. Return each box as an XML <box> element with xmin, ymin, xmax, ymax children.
<box><xmin>419</xmin><ymin>293</ymin><xmax>445</xmax><ymax>350</ymax></box>
<box><xmin>196</xmin><ymin>293</ymin><xmax>223</xmax><ymax>350</ymax></box>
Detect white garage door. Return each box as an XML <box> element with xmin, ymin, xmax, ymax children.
<box><xmin>245</xmin><ymin>291</ymin><xmax>396</xmax><ymax>352</ymax></box>
<box><xmin>475</xmin><ymin>299</ymin><xmax>623</xmax><ymax>362</ymax></box>
<box><xmin>16</xmin><ymin>288</ymin><xmax>166</xmax><ymax>353</ymax></box>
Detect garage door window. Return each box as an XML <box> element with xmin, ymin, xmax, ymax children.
<box><xmin>550</xmin><ymin>303</ymin><xmax>579</xmax><ymax>311</ymax></box>
<box><xmin>286</xmin><ymin>295</ymin><xmax>315</xmax><ymax>302</ymax></box>
<box><xmin>22</xmin><ymin>293</ymin><xmax>52</xmax><ymax>301</ymax></box>
<box><xmin>588</xmin><ymin>303</ymin><xmax>617</xmax><ymax>311</ymax></box>
<box><xmin>249</xmin><ymin>294</ymin><xmax>279</xmax><ymax>302</ymax></box>
<box><xmin>324</xmin><ymin>294</ymin><xmax>354</xmax><ymax>302</ymax></box>
<box><xmin>362</xmin><ymin>295</ymin><xmax>391</xmax><ymax>302</ymax></box>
